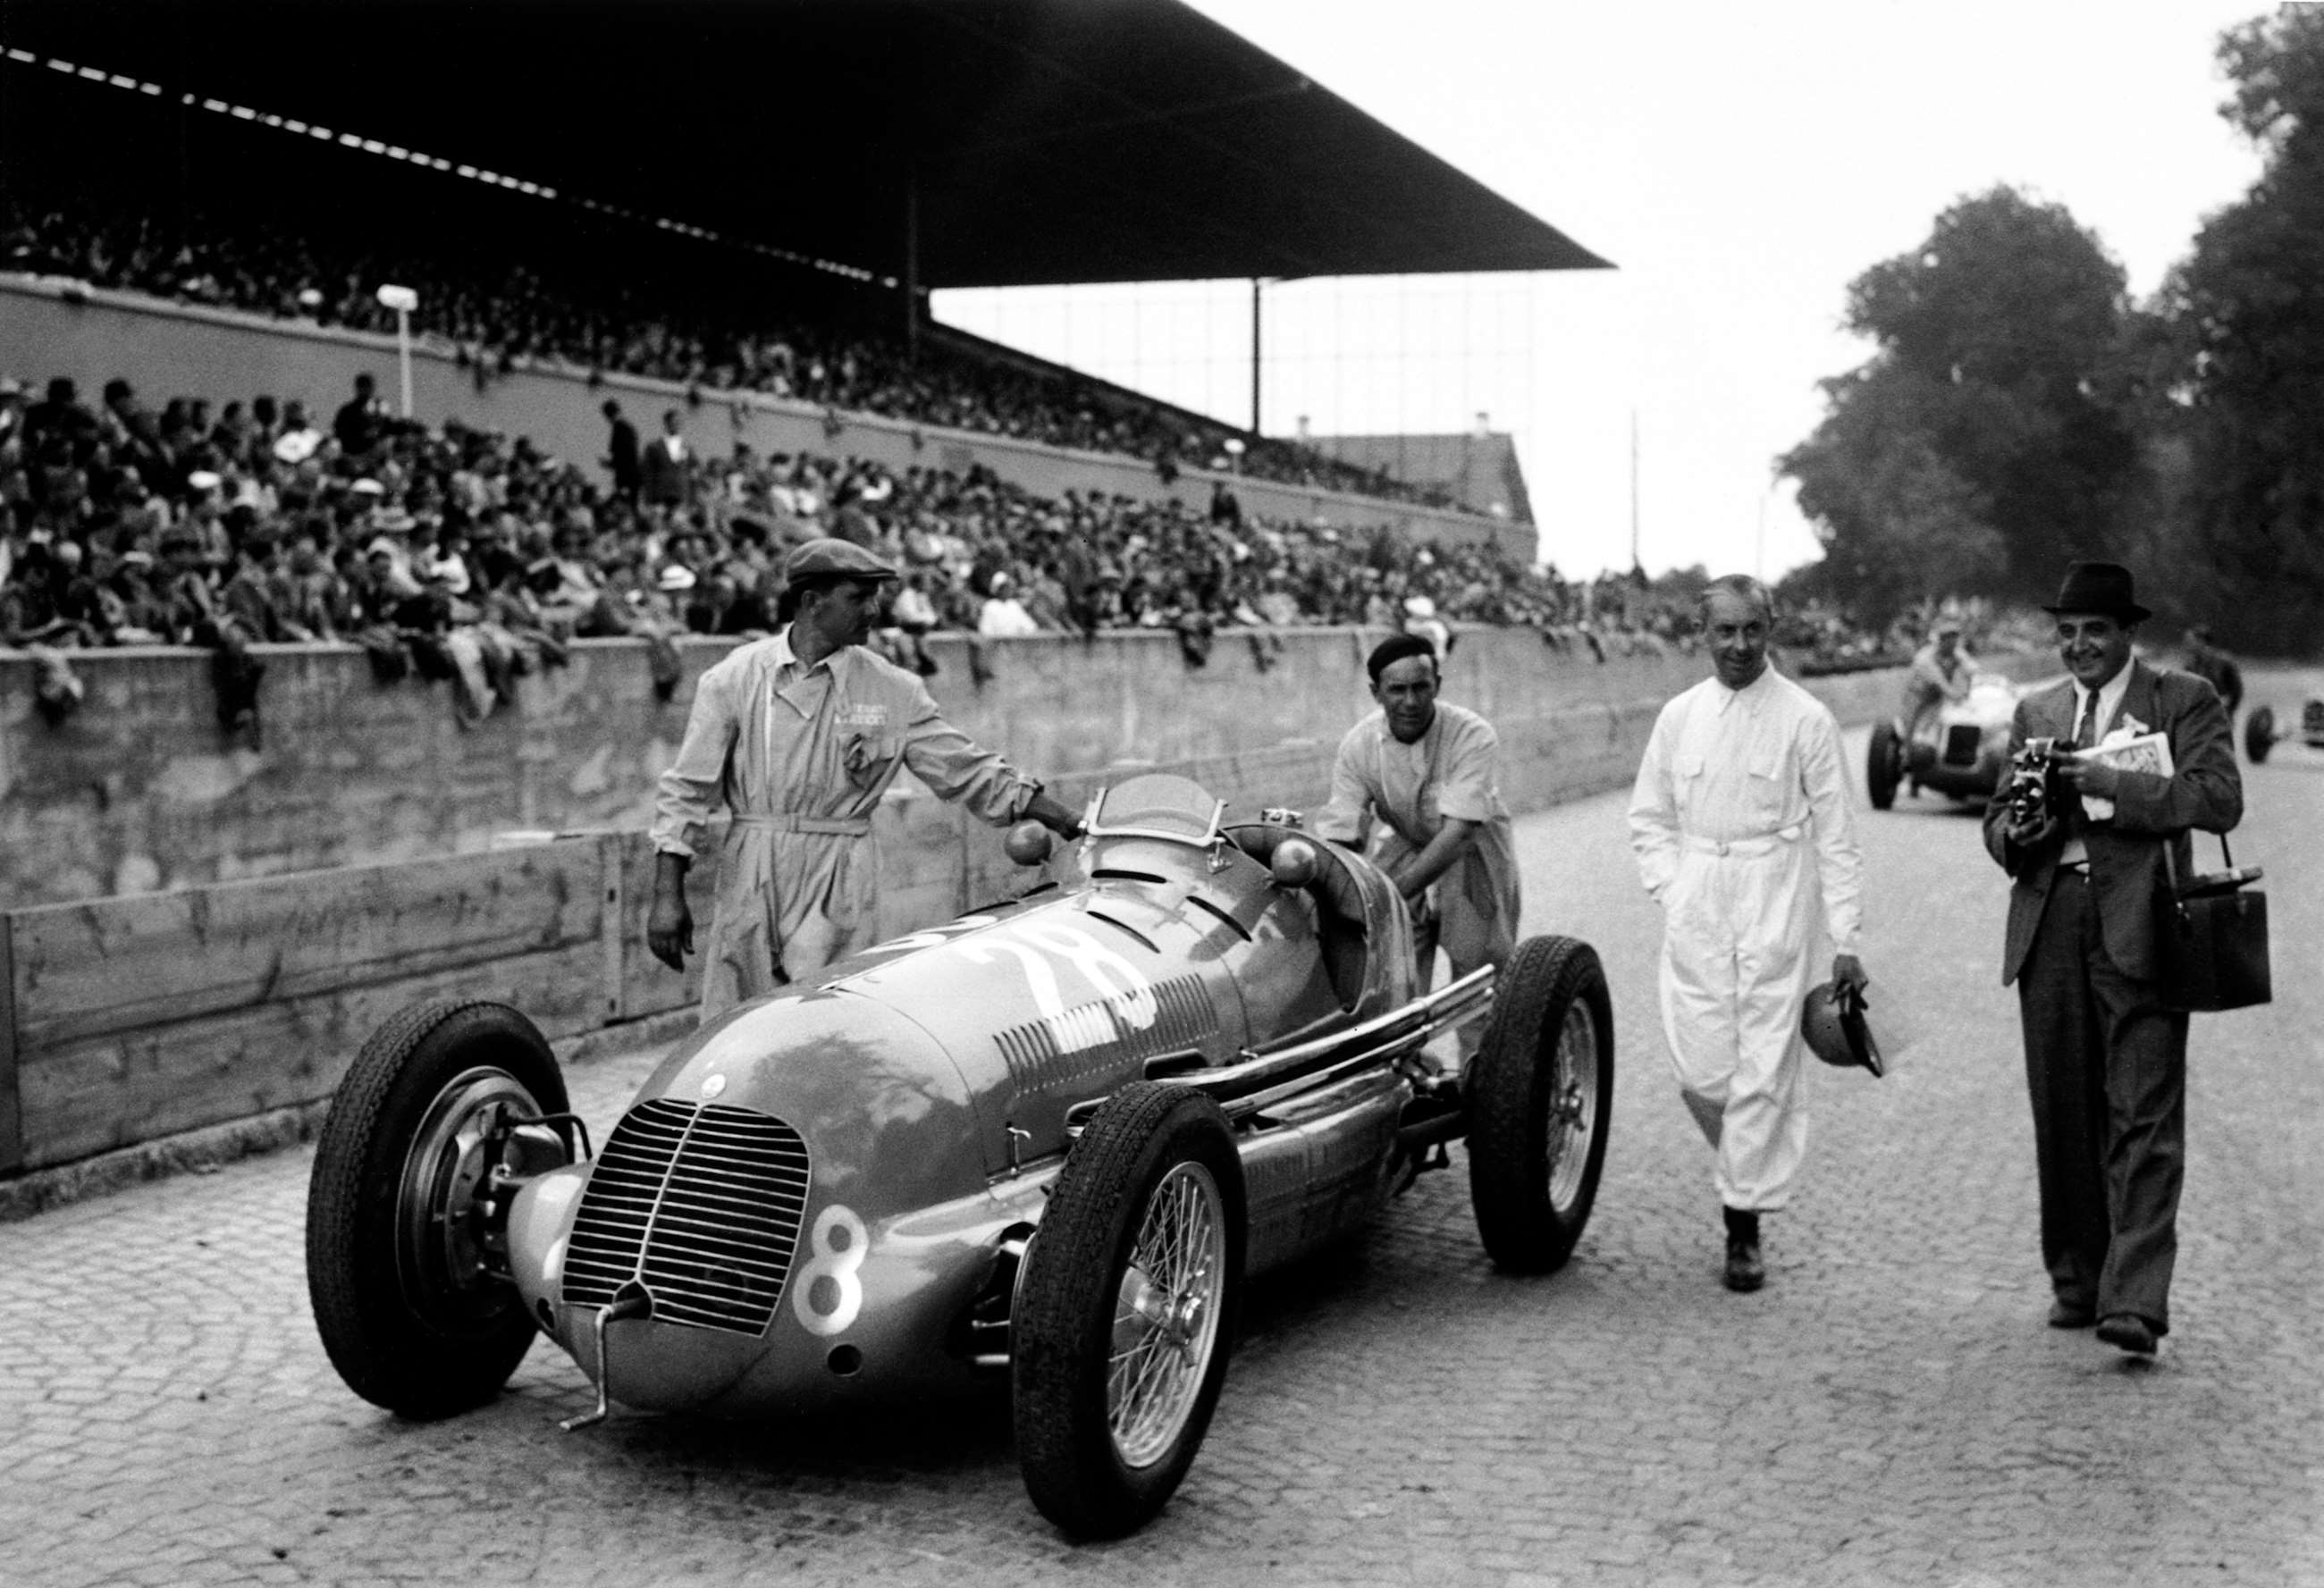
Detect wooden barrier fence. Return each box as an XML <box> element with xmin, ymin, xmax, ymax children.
<box><xmin>0</xmin><ymin>663</ymin><xmax>1966</xmax><ymax>1179</ymax></box>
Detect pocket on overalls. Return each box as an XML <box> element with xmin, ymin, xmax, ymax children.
<box><xmin>841</xmin><ymin>730</ymin><xmax>898</xmax><ymax>788</ymax></box>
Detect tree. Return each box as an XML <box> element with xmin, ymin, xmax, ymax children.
<box><xmin>2161</xmin><ymin>7</ymin><xmax>2324</xmax><ymax>651</ymax></box>
<box><xmin>1780</xmin><ymin>187</ymin><xmax>2145</xmax><ymax>618</ymax></box>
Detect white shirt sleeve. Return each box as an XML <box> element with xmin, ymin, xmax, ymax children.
<box><xmin>1798</xmin><ymin>705</ymin><xmax>1864</xmax><ymax>956</ymax></box>
<box><xmin>1312</xmin><ymin>726</ymin><xmax>1372</xmax><ymax>845</ymax></box>
<box><xmin>651</xmin><ymin>660</ymin><xmax>739</xmax><ymax>859</ymax></box>
<box><xmin>1627</xmin><ymin>702</ymin><xmax>1682</xmax><ymax>900</ymax></box>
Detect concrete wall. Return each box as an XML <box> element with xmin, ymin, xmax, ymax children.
<box><xmin>0</xmin><ymin>626</ymin><xmax>1737</xmax><ymax>908</ymax></box>
<box><xmin>0</xmin><ymin>638</ymin><xmax>1932</xmax><ymax>1180</ymax></box>
<box><xmin>0</xmin><ymin>624</ymin><xmax>1963</xmax><ymax>911</ymax></box>
<box><xmin>0</xmin><ymin>276</ymin><xmax>1536</xmax><ymax>560</ymax></box>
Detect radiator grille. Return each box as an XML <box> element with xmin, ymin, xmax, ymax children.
<box><xmin>560</xmin><ymin>1099</ymin><xmax>810</xmax><ymax>1335</ymax></box>
<box><xmin>1943</xmin><ymin>724</ymin><xmax>1983</xmax><ymax>765</ymax></box>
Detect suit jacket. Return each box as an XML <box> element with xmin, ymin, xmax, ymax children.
<box><xmin>639</xmin><ymin>433</ymin><xmax>688</xmax><ymax>505</ymax></box>
<box><xmin>1983</xmin><ymin>660</ymin><xmax>2241</xmax><ymax>985</ymax></box>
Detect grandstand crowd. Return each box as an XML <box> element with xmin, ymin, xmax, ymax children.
<box><xmin>3</xmin><ymin>193</ymin><xmax>1469</xmax><ymax>513</ymax></box>
<box><xmin>0</xmin><ymin>355</ymin><xmax>1895</xmax><ymax>718</ymax></box>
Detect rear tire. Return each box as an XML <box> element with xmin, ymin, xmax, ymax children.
<box><xmin>1467</xmin><ymin>936</ymin><xmax>1615</xmax><ymax>1273</ymax></box>
<box><xmin>1014</xmin><ymin>1082</ymin><xmax>1244</xmax><ymax>1539</ymax></box>
<box><xmin>306</xmin><ymin>1000</ymin><xmax>567</xmax><ymax>1419</ymax></box>
<box><xmin>1867</xmin><ymin>722</ymin><xmax>1904</xmax><ymax>810</ymax></box>
<box><xmin>2245</xmin><ymin>705</ymin><xmax>2274</xmax><ymax>764</ymax></box>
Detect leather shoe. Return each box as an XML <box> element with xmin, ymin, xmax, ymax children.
<box><xmin>1722</xmin><ymin>1235</ymin><xmax>1764</xmax><ymax>1293</ymax></box>
<box><xmin>2048</xmin><ymin>1299</ymin><xmax>2095</xmax><ymax>1330</ymax></box>
<box><xmin>2096</xmin><ymin>1314</ymin><xmax>2158</xmax><ymax>1356</ymax></box>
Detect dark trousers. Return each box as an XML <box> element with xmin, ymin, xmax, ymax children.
<box><xmin>2016</xmin><ymin>871</ymin><xmax>2188</xmax><ymax>1332</ymax></box>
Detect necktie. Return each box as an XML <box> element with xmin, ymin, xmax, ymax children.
<box><xmin>2074</xmin><ymin>693</ymin><xmax>2098</xmax><ymax>750</ymax></box>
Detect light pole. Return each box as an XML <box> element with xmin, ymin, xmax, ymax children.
<box><xmin>375</xmin><ymin>283</ymin><xmax>418</xmax><ymax>417</ymax></box>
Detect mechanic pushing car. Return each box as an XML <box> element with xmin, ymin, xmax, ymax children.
<box><xmin>1901</xmin><ymin>606</ymin><xmax>1976</xmax><ymax>739</ymax></box>
<box><xmin>1628</xmin><ymin>575</ymin><xmax>1869</xmax><ymax>1293</ymax></box>
<box><xmin>1314</xmin><ymin>633</ymin><xmax>1521</xmax><ymax>1065</ymax></box>
<box><xmin>646</xmin><ymin>537</ymin><xmax>1084</xmax><ymax>1018</ymax></box>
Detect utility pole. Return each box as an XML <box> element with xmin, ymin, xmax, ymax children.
<box><xmin>1250</xmin><ymin>277</ymin><xmax>1262</xmax><ymax>438</ymax></box>
<box><xmin>1629</xmin><ymin>409</ymin><xmax>1641</xmax><ymax>575</ymax></box>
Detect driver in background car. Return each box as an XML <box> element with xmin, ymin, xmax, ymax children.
<box><xmin>1901</xmin><ymin>608</ymin><xmax>1976</xmax><ymax>739</ymax></box>
<box><xmin>646</xmin><ymin>538</ymin><xmax>1084</xmax><ymax>1020</ymax></box>
<box><xmin>1314</xmin><ymin>633</ymin><xmax>1520</xmax><ymax>1070</ymax></box>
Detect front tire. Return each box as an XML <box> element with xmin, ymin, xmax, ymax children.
<box><xmin>2245</xmin><ymin>705</ymin><xmax>2274</xmax><ymax>764</ymax></box>
<box><xmin>1867</xmin><ymin>721</ymin><xmax>1904</xmax><ymax>810</ymax></box>
<box><xmin>1467</xmin><ymin>936</ymin><xmax>1615</xmax><ymax>1273</ymax></box>
<box><xmin>306</xmin><ymin>1000</ymin><xmax>568</xmax><ymax>1418</ymax></box>
<box><xmin>1013</xmin><ymin>1082</ymin><xmax>1245</xmax><ymax>1539</ymax></box>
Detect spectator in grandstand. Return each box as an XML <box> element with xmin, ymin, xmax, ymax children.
<box><xmin>601</xmin><ymin>399</ymin><xmax>641</xmax><ymax>502</ymax></box>
<box><xmin>333</xmin><ymin>372</ymin><xmax>390</xmax><ymax>459</ymax></box>
<box><xmin>976</xmin><ymin>571</ymin><xmax>1041</xmax><ymax>638</ymax></box>
<box><xmin>1401</xmin><ymin>593</ymin><xmax>1453</xmax><ymax>660</ymax></box>
<box><xmin>273</xmin><ymin>399</ymin><xmax>324</xmax><ymax>466</ymax></box>
<box><xmin>640</xmin><ymin>409</ymin><xmax>690</xmax><ymax>508</ymax></box>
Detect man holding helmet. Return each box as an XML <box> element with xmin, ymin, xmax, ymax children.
<box><xmin>647</xmin><ymin>538</ymin><xmax>1082</xmax><ymax>1019</ymax></box>
<box><xmin>1983</xmin><ymin>562</ymin><xmax>2241</xmax><ymax>1356</ymax></box>
<box><xmin>1629</xmin><ymin>575</ymin><xmax>1868</xmax><ymax>1293</ymax></box>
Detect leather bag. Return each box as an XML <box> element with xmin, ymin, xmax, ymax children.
<box><xmin>2159</xmin><ymin>833</ymin><xmax>2270</xmax><ymax>1012</ymax></box>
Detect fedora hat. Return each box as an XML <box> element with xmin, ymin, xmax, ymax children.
<box><xmin>2042</xmin><ymin>561</ymin><xmax>2151</xmax><ymax>624</ymax></box>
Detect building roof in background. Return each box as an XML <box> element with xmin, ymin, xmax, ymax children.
<box><xmin>1301</xmin><ymin>430</ymin><xmax>1535</xmax><ymax>528</ymax></box>
<box><xmin>0</xmin><ymin>0</ymin><xmax>1611</xmax><ymax>290</ymax></box>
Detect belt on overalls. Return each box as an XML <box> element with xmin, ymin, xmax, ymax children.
<box><xmin>730</xmin><ymin>813</ymin><xmax>874</xmax><ymax>836</ymax></box>
<box><xmin>1682</xmin><ymin>821</ymin><xmax>1805</xmax><ymax>857</ymax></box>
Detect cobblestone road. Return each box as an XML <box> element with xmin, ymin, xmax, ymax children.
<box><xmin>6</xmin><ymin>687</ymin><xmax>2322</xmax><ymax>1587</ymax></box>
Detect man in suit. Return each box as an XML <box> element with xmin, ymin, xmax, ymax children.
<box><xmin>1983</xmin><ymin>562</ymin><xmax>2242</xmax><ymax>1357</ymax></box>
<box><xmin>600</xmin><ymin>400</ymin><xmax>641</xmax><ymax>503</ymax></box>
<box><xmin>639</xmin><ymin>408</ymin><xmax>690</xmax><ymax>509</ymax></box>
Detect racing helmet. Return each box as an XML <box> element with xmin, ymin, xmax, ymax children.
<box><xmin>1802</xmin><ymin>982</ymin><xmax>1882</xmax><ymax>1077</ymax></box>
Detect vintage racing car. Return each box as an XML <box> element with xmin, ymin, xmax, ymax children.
<box><xmin>2243</xmin><ymin>698</ymin><xmax>2324</xmax><ymax>763</ymax></box>
<box><xmin>305</xmin><ymin>772</ymin><xmax>1615</xmax><ymax>1539</ymax></box>
<box><xmin>1866</xmin><ymin>671</ymin><xmax>2023</xmax><ymax>809</ymax></box>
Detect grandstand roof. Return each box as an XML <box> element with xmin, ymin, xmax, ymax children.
<box><xmin>0</xmin><ymin>0</ymin><xmax>1610</xmax><ymax>289</ymax></box>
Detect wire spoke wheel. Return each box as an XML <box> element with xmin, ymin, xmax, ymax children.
<box><xmin>1106</xmin><ymin>1162</ymin><xmax>1226</xmax><ymax>1469</ymax></box>
<box><xmin>1467</xmin><ymin>935</ymin><xmax>1615</xmax><ymax>1273</ymax></box>
<box><xmin>1545</xmin><ymin>997</ymin><xmax>1600</xmax><ymax>1216</ymax></box>
<box><xmin>1014</xmin><ymin>1083</ymin><xmax>1245</xmax><ymax>1539</ymax></box>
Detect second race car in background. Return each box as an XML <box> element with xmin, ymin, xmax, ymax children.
<box><xmin>1866</xmin><ymin>672</ymin><xmax>2024</xmax><ymax>809</ymax></box>
<box><xmin>2243</xmin><ymin>697</ymin><xmax>2324</xmax><ymax>763</ymax></box>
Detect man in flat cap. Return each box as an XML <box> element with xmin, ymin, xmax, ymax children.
<box><xmin>648</xmin><ymin>537</ymin><xmax>1083</xmax><ymax>1019</ymax></box>
<box><xmin>1984</xmin><ymin>562</ymin><xmax>2241</xmax><ymax>1357</ymax></box>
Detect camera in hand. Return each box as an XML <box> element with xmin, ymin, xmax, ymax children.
<box><xmin>2006</xmin><ymin>736</ymin><xmax>2067</xmax><ymax>828</ymax></box>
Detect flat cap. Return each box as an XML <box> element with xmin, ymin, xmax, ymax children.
<box><xmin>784</xmin><ymin>536</ymin><xmax>897</xmax><ymax>584</ymax></box>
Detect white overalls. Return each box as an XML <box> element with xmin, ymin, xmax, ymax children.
<box><xmin>652</xmin><ymin>628</ymin><xmax>1038</xmax><ymax>1019</ymax></box>
<box><xmin>1627</xmin><ymin>668</ymin><xmax>1863</xmax><ymax>1210</ymax></box>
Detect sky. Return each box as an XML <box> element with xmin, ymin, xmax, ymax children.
<box><xmin>934</xmin><ymin>1</ymin><xmax>2270</xmax><ymax>582</ymax></box>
